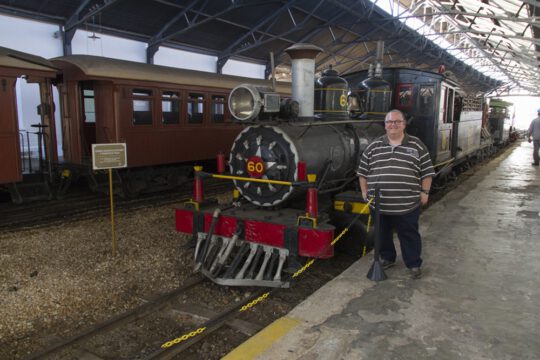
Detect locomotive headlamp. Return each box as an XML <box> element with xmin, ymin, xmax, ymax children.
<box><xmin>228</xmin><ymin>84</ymin><xmax>280</xmax><ymax>122</ymax></box>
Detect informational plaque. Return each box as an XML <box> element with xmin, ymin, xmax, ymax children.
<box><xmin>91</xmin><ymin>143</ymin><xmax>127</xmax><ymax>257</ymax></box>
<box><xmin>92</xmin><ymin>143</ymin><xmax>127</xmax><ymax>170</ymax></box>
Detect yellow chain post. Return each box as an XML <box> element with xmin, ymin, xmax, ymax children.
<box><xmin>109</xmin><ymin>168</ymin><xmax>117</xmax><ymax>257</ymax></box>
<box><xmin>363</xmin><ymin>213</ymin><xmax>372</xmax><ymax>257</ymax></box>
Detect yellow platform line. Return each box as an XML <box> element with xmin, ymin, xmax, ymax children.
<box><xmin>222</xmin><ymin>316</ymin><xmax>301</xmax><ymax>359</ymax></box>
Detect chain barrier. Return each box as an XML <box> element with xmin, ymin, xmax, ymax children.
<box><xmin>161</xmin><ymin>198</ymin><xmax>374</xmax><ymax>349</ymax></box>
<box><xmin>161</xmin><ymin>326</ymin><xmax>207</xmax><ymax>348</ymax></box>
<box><xmin>239</xmin><ymin>291</ymin><xmax>270</xmax><ymax>312</ymax></box>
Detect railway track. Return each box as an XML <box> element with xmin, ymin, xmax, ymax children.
<box><xmin>24</xmin><ymin>255</ymin><xmax>356</xmax><ymax>360</ymax></box>
<box><xmin>0</xmin><ymin>179</ymin><xmax>232</xmax><ymax>230</ymax></box>
<box><xmin>25</xmin><ymin>276</ymin><xmax>207</xmax><ymax>360</ymax></box>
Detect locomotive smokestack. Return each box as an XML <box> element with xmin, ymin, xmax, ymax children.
<box><xmin>285</xmin><ymin>43</ymin><xmax>322</xmax><ymax>119</ymax></box>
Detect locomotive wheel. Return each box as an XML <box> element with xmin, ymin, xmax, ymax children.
<box><xmin>229</xmin><ymin>126</ymin><xmax>299</xmax><ymax>206</ymax></box>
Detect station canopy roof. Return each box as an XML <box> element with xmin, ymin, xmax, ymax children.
<box><xmin>1</xmin><ymin>0</ymin><xmax>538</xmax><ymax>96</ymax></box>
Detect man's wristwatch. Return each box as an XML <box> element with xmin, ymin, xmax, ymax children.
<box><xmin>420</xmin><ymin>189</ymin><xmax>430</xmax><ymax>195</ymax></box>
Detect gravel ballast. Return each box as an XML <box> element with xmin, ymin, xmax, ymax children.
<box><xmin>0</xmin><ymin>204</ymin><xmax>192</xmax><ymax>359</ymax></box>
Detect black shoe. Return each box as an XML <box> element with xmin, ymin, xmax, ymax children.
<box><xmin>379</xmin><ymin>258</ymin><xmax>395</xmax><ymax>269</ymax></box>
<box><xmin>410</xmin><ymin>267</ymin><xmax>422</xmax><ymax>279</ymax></box>
<box><xmin>532</xmin><ymin>162</ymin><xmax>539</xmax><ymax>166</ymax></box>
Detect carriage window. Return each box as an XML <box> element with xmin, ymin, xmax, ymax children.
<box><xmin>188</xmin><ymin>93</ymin><xmax>204</xmax><ymax>124</ymax></box>
<box><xmin>82</xmin><ymin>88</ymin><xmax>95</xmax><ymax>123</ymax></box>
<box><xmin>439</xmin><ymin>85</ymin><xmax>455</xmax><ymax>123</ymax></box>
<box><xmin>396</xmin><ymin>84</ymin><xmax>413</xmax><ymax>107</ymax></box>
<box><xmin>162</xmin><ymin>91</ymin><xmax>180</xmax><ymax>124</ymax></box>
<box><xmin>418</xmin><ymin>86</ymin><xmax>434</xmax><ymax>115</ymax></box>
<box><xmin>132</xmin><ymin>89</ymin><xmax>153</xmax><ymax>125</ymax></box>
<box><xmin>211</xmin><ymin>95</ymin><xmax>225</xmax><ymax>123</ymax></box>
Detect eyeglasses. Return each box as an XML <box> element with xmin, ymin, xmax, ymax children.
<box><xmin>385</xmin><ymin>120</ymin><xmax>404</xmax><ymax>125</ymax></box>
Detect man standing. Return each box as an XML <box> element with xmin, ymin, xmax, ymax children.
<box><xmin>528</xmin><ymin>109</ymin><xmax>540</xmax><ymax>166</ymax></box>
<box><xmin>357</xmin><ymin>109</ymin><xmax>435</xmax><ymax>279</ymax></box>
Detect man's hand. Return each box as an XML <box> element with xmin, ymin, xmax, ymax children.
<box><xmin>362</xmin><ymin>192</ymin><xmax>368</xmax><ymax>202</ymax></box>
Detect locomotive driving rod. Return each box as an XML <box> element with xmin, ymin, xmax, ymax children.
<box><xmin>200</xmin><ymin>172</ymin><xmax>306</xmax><ymax>187</ymax></box>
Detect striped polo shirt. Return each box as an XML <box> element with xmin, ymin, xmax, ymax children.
<box><xmin>357</xmin><ymin>134</ymin><xmax>435</xmax><ymax>215</ymax></box>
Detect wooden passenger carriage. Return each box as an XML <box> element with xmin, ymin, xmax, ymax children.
<box><xmin>51</xmin><ymin>55</ymin><xmax>290</xmax><ymax>194</ymax></box>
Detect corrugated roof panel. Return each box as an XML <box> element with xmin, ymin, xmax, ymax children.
<box><xmin>0</xmin><ymin>0</ymin><xmax>537</xmax><ymax>95</ymax></box>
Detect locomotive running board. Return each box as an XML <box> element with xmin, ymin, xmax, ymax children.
<box><xmin>194</xmin><ymin>232</ymin><xmax>290</xmax><ymax>288</ymax></box>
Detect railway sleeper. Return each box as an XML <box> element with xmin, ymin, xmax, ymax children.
<box><xmin>194</xmin><ymin>232</ymin><xmax>290</xmax><ymax>288</ymax></box>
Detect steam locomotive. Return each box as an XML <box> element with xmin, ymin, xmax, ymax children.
<box><xmin>176</xmin><ymin>44</ymin><xmax>385</xmax><ymax>288</ymax></box>
<box><xmin>175</xmin><ymin>43</ymin><xmax>502</xmax><ymax>288</ymax></box>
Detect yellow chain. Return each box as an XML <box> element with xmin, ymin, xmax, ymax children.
<box><xmin>239</xmin><ymin>291</ymin><xmax>270</xmax><ymax>312</ymax></box>
<box><xmin>292</xmin><ymin>258</ymin><xmax>315</xmax><ymax>278</ymax></box>
<box><xmin>161</xmin><ymin>326</ymin><xmax>207</xmax><ymax>348</ymax></box>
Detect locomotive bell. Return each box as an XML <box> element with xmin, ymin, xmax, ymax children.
<box><xmin>228</xmin><ymin>84</ymin><xmax>280</xmax><ymax>122</ymax></box>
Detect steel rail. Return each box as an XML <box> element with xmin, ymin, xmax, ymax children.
<box><xmin>25</xmin><ymin>275</ymin><xmax>206</xmax><ymax>360</ymax></box>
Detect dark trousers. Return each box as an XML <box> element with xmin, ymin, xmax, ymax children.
<box><xmin>379</xmin><ymin>206</ymin><xmax>423</xmax><ymax>268</ymax></box>
<box><xmin>533</xmin><ymin>140</ymin><xmax>540</xmax><ymax>164</ymax></box>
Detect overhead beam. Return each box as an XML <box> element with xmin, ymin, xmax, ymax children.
<box><xmin>216</xmin><ymin>0</ymin><xmax>302</xmax><ymax>73</ymax></box>
<box><xmin>62</xmin><ymin>0</ymin><xmax>120</xmax><ymax>56</ymax></box>
<box><xmin>146</xmin><ymin>0</ymin><xmax>205</xmax><ymax>63</ymax></box>
<box><xmin>62</xmin><ymin>0</ymin><xmax>91</xmax><ymax>56</ymax></box>
<box><xmin>217</xmin><ymin>0</ymin><xmax>328</xmax><ymax>61</ymax></box>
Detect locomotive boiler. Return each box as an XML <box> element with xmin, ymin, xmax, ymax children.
<box><xmin>175</xmin><ymin>44</ymin><xmax>384</xmax><ymax>287</ymax></box>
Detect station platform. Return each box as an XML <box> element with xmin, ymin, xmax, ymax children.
<box><xmin>224</xmin><ymin>141</ymin><xmax>540</xmax><ymax>360</ymax></box>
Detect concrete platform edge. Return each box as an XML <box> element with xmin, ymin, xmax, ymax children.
<box><xmin>222</xmin><ymin>316</ymin><xmax>302</xmax><ymax>360</ymax></box>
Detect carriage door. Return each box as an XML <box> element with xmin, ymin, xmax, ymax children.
<box><xmin>417</xmin><ymin>84</ymin><xmax>436</xmax><ymax>159</ymax></box>
<box><xmin>80</xmin><ymin>82</ymin><xmax>96</xmax><ymax>157</ymax></box>
<box><xmin>0</xmin><ymin>76</ymin><xmax>22</xmax><ymax>183</ymax></box>
<box><xmin>437</xmin><ymin>84</ymin><xmax>454</xmax><ymax>162</ymax></box>
<box><xmin>450</xmin><ymin>94</ymin><xmax>463</xmax><ymax>157</ymax></box>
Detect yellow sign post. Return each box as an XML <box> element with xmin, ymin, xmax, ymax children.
<box><xmin>91</xmin><ymin>143</ymin><xmax>127</xmax><ymax>256</ymax></box>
